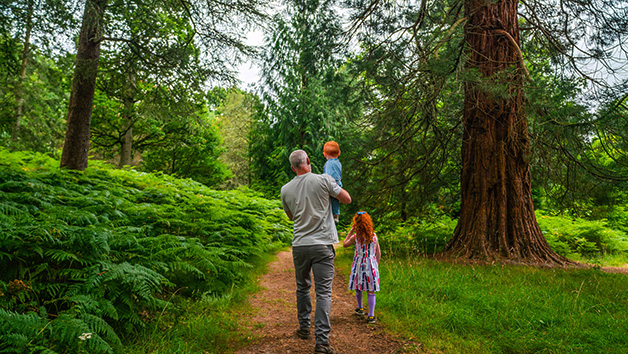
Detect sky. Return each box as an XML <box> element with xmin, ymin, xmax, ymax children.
<box><xmin>237</xmin><ymin>30</ymin><xmax>265</xmax><ymax>89</ymax></box>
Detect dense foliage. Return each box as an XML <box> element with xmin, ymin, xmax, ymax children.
<box><xmin>250</xmin><ymin>0</ymin><xmax>360</xmax><ymax>197</ymax></box>
<box><xmin>373</xmin><ymin>211</ymin><xmax>628</xmax><ymax>264</ymax></box>
<box><xmin>0</xmin><ymin>148</ymin><xmax>291</xmax><ymax>353</ymax></box>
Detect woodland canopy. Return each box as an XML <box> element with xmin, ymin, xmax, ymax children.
<box><xmin>1</xmin><ymin>0</ymin><xmax>628</xmax><ymax>260</ymax></box>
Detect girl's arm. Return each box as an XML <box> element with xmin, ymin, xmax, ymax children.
<box><xmin>343</xmin><ymin>226</ymin><xmax>356</xmax><ymax>248</ymax></box>
<box><xmin>375</xmin><ymin>237</ymin><xmax>381</xmax><ymax>263</ymax></box>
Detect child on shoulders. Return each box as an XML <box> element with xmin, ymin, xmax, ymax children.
<box><xmin>323</xmin><ymin>141</ymin><xmax>342</xmax><ymax>223</ymax></box>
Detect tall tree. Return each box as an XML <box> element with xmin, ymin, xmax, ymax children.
<box><xmin>11</xmin><ymin>0</ymin><xmax>33</xmax><ymax>141</ymax></box>
<box><xmin>92</xmin><ymin>3</ymin><xmax>204</xmax><ymax>167</ymax></box>
<box><xmin>347</xmin><ymin>0</ymin><xmax>627</xmax><ymax>264</ymax></box>
<box><xmin>252</xmin><ymin>0</ymin><xmax>355</xmax><ymax>196</ymax></box>
<box><xmin>61</xmin><ymin>0</ymin><xmax>267</xmax><ymax>170</ymax></box>
<box><xmin>443</xmin><ymin>0</ymin><xmax>568</xmax><ymax>263</ymax></box>
<box><xmin>215</xmin><ymin>88</ymin><xmax>260</xmax><ymax>188</ymax></box>
<box><xmin>0</xmin><ymin>0</ymin><xmax>77</xmax><ymax>149</ymax></box>
<box><xmin>60</xmin><ymin>0</ymin><xmax>108</xmax><ymax>170</ymax></box>
<box><xmin>342</xmin><ymin>1</ymin><xmax>464</xmax><ymax>221</ymax></box>
<box><xmin>139</xmin><ymin>88</ymin><xmax>230</xmax><ymax>187</ymax></box>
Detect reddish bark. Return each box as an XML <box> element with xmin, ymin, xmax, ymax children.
<box><xmin>60</xmin><ymin>0</ymin><xmax>108</xmax><ymax>170</ymax></box>
<box><xmin>444</xmin><ymin>0</ymin><xmax>572</xmax><ymax>265</ymax></box>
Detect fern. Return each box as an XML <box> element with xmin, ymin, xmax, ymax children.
<box><xmin>0</xmin><ymin>202</ymin><xmax>29</xmax><ymax>217</ymax></box>
<box><xmin>0</xmin><ymin>148</ymin><xmax>292</xmax><ymax>352</ymax></box>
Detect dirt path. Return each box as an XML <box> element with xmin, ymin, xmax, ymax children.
<box><xmin>602</xmin><ymin>265</ymin><xmax>628</xmax><ymax>275</ymax></box>
<box><xmin>235</xmin><ymin>248</ymin><xmax>416</xmax><ymax>354</ymax></box>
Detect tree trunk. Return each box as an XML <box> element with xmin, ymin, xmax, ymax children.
<box><xmin>400</xmin><ymin>182</ymin><xmax>408</xmax><ymax>222</ymax></box>
<box><xmin>118</xmin><ymin>112</ymin><xmax>133</xmax><ymax>167</ymax></box>
<box><xmin>60</xmin><ymin>0</ymin><xmax>108</xmax><ymax>170</ymax></box>
<box><xmin>12</xmin><ymin>0</ymin><xmax>34</xmax><ymax>142</ymax></box>
<box><xmin>444</xmin><ymin>0</ymin><xmax>571</xmax><ymax>265</ymax></box>
<box><xmin>118</xmin><ymin>72</ymin><xmax>136</xmax><ymax>168</ymax></box>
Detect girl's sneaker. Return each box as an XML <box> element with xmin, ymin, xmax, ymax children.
<box><xmin>354</xmin><ymin>307</ymin><xmax>365</xmax><ymax>316</ymax></box>
<box><xmin>367</xmin><ymin>316</ymin><xmax>377</xmax><ymax>324</ymax></box>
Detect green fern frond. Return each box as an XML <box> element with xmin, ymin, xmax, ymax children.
<box><xmin>0</xmin><ymin>309</ymin><xmax>50</xmax><ymax>352</ymax></box>
<box><xmin>1</xmin><ymin>148</ymin><xmax>293</xmax><ymax>351</ymax></box>
<box><xmin>167</xmin><ymin>261</ymin><xmax>205</xmax><ymax>279</ymax></box>
<box><xmin>0</xmin><ymin>332</ymin><xmax>30</xmax><ymax>351</ymax></box>
<box><xmin>61</xmin><ymin>210</ymin><xmax>99</xmax><ymax>227</ymax></box>
<box><xmin>0</xmin><ymin>202</ymin><xmax>29</xmax><ymax>217</ymax></box>
<box><xmin>79</xmin><ymin>313</ymin><xmax>121</xmax><ymax>347</ymax></box>
<box><xmin>44</xmin><ymin>249</ymin><xmax>79</xmax><ymax>263</ymax></box>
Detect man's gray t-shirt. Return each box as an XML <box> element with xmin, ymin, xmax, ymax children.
<box><xmin>281</xmin><ymin>172</ymin><xmax>342</xmax><ymax>246</ymax></box>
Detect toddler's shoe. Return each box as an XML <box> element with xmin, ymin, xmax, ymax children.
<box><xmin>367</xmin><ymin>316</ymin><xmax>377</xmax><ymax>324</ymax></box>
<box><xmin>354</xmin><ymin>307</ymin><xmax>365</xmax><ymax>316</ymax></box>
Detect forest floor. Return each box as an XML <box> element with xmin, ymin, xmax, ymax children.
<box><xmin>233</xmin><ymin>248</ymin><xmax>628</xmax><ymax>354</ymax></box>
<box><xmin>234</xmin><ymin>248</ymin><xmax>423</xmax><ymax>354</ymax></box>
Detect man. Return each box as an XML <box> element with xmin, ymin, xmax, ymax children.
<box><xmin>281</xmin><ymin>149</ymin><xmax>351</xmax><ymax>354</ymax></box>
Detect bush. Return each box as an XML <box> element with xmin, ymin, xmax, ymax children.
<box><xmin>371</xmin><ymin>210</ymin><xmax>628</xmax><ymax>262</ymax></box>
<box><xmin>536</xmin><ymin>210</ymin><xmax>628</xmax><ymax>258</ymax></box>
<box><xmin>0</xmin><ymin>148</ymin><xmax>291</xmax><ymax>353</ymax></box>
<box><xmin>374</xmin><ymin>214</ymin><xmax>456</xmax><ymax>257</ymax></box>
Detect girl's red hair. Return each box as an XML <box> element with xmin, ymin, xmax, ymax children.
<box><xmin>352</xmin><ymin>211</ymin><xmax>374</xmax><ymax>244</ymax></box>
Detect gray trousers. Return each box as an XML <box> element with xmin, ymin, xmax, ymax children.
<box><xmin>292</xmin><ymin>244</ymin><xmax>335</xmax><ymax>346</ymax></box>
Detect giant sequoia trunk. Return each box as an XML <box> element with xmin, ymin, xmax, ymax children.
<box><xmin>60</xmin><ymin>0</ymin><xmax>108</xmax><ymax>170</ymax></box>
<box><xmin>444</xmin><ymin>0</ymin><xmax>571</xmax><ymax>265</ymax></box>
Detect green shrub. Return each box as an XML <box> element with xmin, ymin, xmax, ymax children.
<box><xmin>0</xmin><ymin>148</ymin><xmax>291</xmax><ymax>353</ymax></box>
<box><xmin>374</xmin><ymin>214</ymin><xmax>456</xmax><ymax>257</ymax></box>
<box><xmin>371</xmin><ymin>210</ymin><xmax>628</xmax><ymax>262</ymax></box>
<box><xmin>536</xmin><ymin>210</ymin><xmax>628</xmax><ymax>259</ymax></box>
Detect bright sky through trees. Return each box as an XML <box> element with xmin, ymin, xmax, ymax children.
<box><xmin>238</xmin><ymin>30</ymin><xmax>264</xmax><ymax>88</ymax></box>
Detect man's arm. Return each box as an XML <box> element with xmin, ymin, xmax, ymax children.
<box><xmin>284</xmin><ymin>208</ymin><xmax>293</xmax><ymax>221</ymax></box>
<box><xmin>335</xmin><ymin>188</ymin><xmax>351</xmax><ymax>204</ymax></box>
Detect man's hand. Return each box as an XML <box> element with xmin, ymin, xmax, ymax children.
<box><xmin>336</xmin><ymin>188</ymin><xmax>351</xmax><ymax>204</ymax></box>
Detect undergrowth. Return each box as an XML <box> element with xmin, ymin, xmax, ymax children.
<box><xmin>374</xmin><ymin>212</ymin><xmax>628</xmax><ymax>265</ymax></box>
<box><xmin>0</xmin><ymin>149</ymin><xmax>291</xmax><ymax>353</ymax></box>
<box><xmin>124</xmin><ymin>250</ymin><xmax>278</xmax><ymax>354</ymax></box>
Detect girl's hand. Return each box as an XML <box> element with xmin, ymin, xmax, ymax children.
<box><xmin>343</xmin><ymin>227</ymin><xmax>356</xmax><ymax>248</ymax></box>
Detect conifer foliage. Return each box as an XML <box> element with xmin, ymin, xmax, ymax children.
<box><xmin>0</xmin><ymin>149</ymin><xmax>291</xmax><ymax>353</ymax></box>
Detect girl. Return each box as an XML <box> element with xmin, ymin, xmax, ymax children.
<box><xmin>343</xmin><ymin>211</ymin><xmax>381</xmax><ymax>324</ymax></box>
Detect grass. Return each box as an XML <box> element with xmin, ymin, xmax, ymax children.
<box><xmin>337</xmin><ymin>248</ymin><xmax>628</xmax><ymax>354</ymax></box>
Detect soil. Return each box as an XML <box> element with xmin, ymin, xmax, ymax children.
<box><xmin>601</xmin><ymin>265</ymin><xmax>628</xmax><ymax>275</ymax></box>
<box><xmin>234</xmin><ymin>248</ymin><xmax>420</xmax><ymax>354</ymax></box>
